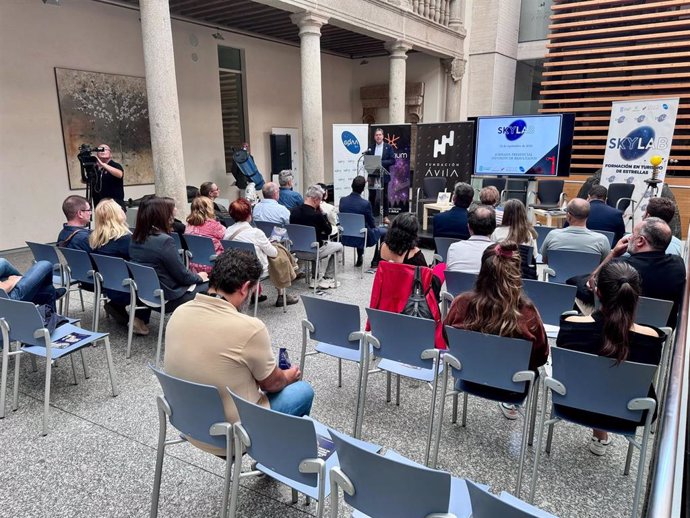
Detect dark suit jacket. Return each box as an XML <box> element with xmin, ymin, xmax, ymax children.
<box><xmin>586</xmin><ymin>199</ymin><xmax>626</xmax><ymax>243</ymax></box>
<box><xmin>365</xmin><ymin>143</ymin><xmax>395</xmax><ymax>174</ymax></box>
<box><xmin>289</xmin><ymin>204</ymin><xmax>332</xmax><ymax>246</ymax></box>
<box><xmin>129</xmin><ymin>233</ymin><xmax>203</xmax><ymax>302</ymax></box>
<box><xmin>339</xmin><ymin>192</ymin><xmax>381</xmax><ymax>247</ymax></box>
<box><xmin>433</xmin><ymin>206</ymin><xmax>470</xmax><ymax>239</ymax></box>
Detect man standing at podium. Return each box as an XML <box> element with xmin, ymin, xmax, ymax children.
<box><xmin>365</xmin><ymin>128</ymin><xmax>395</xmax><ymax>217</ymax></box>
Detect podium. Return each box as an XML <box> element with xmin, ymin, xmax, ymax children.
<box><xmin>362</xmin><ymin>155</ymin><xmax>389</xmax><ymax>220</ymax></box>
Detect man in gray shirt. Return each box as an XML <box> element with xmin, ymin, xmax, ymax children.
<box><xmin>446</xmin><ymin>205</ymin><xmax>496</xmax><ymax>273</ymax></box>
<box><xmin>540</xmin><ymin>198</ymin><xmax>611</xmax><ymax>263</ymax></box>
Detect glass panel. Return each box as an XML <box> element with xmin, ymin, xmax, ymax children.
<box><xmin>218</xmin><ymin>46</ymin><xmax>242</xmax><ymax>71</ymax></box>
<box><xmin>518</xmin><ymin>0</ymin><xmax>554</xmax><ymax>42</ymax></box>
<box><xmin>219</xmin><ymin>71</ymin><xmax>246</xmax><ymax>171</ymax></box>
<box><xmin>512</xmin><ymin>59</ymin><xmax>544</xmax><ymax>115</ymax></box>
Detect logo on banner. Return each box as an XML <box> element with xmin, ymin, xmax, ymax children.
<box><xmin>607</xmin><ymin>126</ymin><xmax>670</xmax><ymax>161</ymax></box>
<box><xmin>433</xmin><ymin>131</ymin><xmax>455</xmax><ymax>158</ymax></box>
<box><xmin>341</xmin><ymin>131</ymin><xmax>361</xmax><ymax>154</ymax></box>
<box><xmin>498</xmin><ymin>119</ymin><xmax>534</xmax><ymax>141</ymax></box>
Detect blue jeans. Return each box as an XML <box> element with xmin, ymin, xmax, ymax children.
<box><xmin>0</xmin><ymin>259</ymin><xmax>57</xmax><ymax>310</ymax></box>
<box><xmin>267</xmin><ymin>380</ymin><xmax>314</xmax><ymax>417</ymax></box>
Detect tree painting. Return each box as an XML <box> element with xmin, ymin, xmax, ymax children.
<box><xmin>55</xmin><ymin>68</ymin><xmax>154</xmax><ymax>189</ymax></box>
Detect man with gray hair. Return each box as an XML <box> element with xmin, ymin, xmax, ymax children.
<box><xmin>253</xmin><ymin>182</ymin><xmax>290</xmax><ymax>225</ymax></box>
<box><xmin>278</xmin><ymin>170</ymin><xmax>304</xmax><ymax>210</ymax></box>
<box><xmin>289</xmin><ymin>185</ymin><xmax>343</xmax><ymax>289</ymax></box>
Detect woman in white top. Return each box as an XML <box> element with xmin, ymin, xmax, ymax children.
<box><xmin>317</xmin><ymin>183</ymin><xmax>339</xmax><ymax>237</ymax></box>
<box><xmin>223</xmin><ymin>198</ymin><xmax>298</xmax><ymax>307</ymax></box>
<box><xmin>491</xmin><ymin>199</ymin><xmax>538</xmax><ymax>257</ymax></box>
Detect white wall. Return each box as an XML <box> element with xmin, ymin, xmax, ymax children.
<box><xmin>0</xmin><ymin>0</ymin><xmax>355</xmax><ymax>250</ymax></box>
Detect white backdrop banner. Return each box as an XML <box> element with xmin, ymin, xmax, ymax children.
<box><xmin>600</xmin><ymin>98</ymin><xmax>679</xmax><ymax>221</ymax></box>
<box><xmin>332</xmin><ymin>124</ymin><xmax>369</xmax><ymax>205</ymax></box>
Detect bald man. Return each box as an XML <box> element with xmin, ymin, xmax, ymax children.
<box><xmin>540</xmin><ymin>198</ymin><xmax>611</xmax><ymax>263</ymax></box>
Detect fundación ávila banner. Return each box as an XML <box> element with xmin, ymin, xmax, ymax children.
<box><xmin>414</xmin><ymin>122</ymin><xmax>475</xmax><ymax>195</ymax></box>
<box><xmin>332</xmin><ymin>124</ymin><xmax>370</xmax><ymax>205</ymax></box>
<box><xmin>369</xmin><ymin>124</ymin><xmax>411</xmax><ymax>215</ymax></box>
<box><xmin>600</xmin><ymin>98</ymin><xmax>679</xmax><ymax>221</ymax></box>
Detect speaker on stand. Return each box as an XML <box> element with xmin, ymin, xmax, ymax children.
<box><xmin>270</xmin><ymin>134</ymin><xmax>292</xmax><ymax>174</ymax></box>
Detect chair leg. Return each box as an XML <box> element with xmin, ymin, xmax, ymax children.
<box><xmin>69</xmin><ymin>354</ymin><xmax>79</xmax><ymax>385</ymax></box>
<box><xmin>103</xmin><ymin>337</ymin><xmax>119</xmax><ymax>397</ymax></box>
<box><xmin>253</xmin><ymin>285</ymin><xmax>259</xmax><ymax>318</ymax></box>
<box><xmin>80</xmin><ymin>349</ymin><xmax>90</xmax><ymax>379</ymax></box>
<box><xmin>291</xmin><ymin>488</ymin><xmax>298</xmax><ymax>504</ymax></box>
<box><xmin>355</xmin><ymin>364</ymin><xmax>370</xmax><ymax>439</ymax></box>
<box><xmin>395</xmin><ymin>374</ymin><xmax>401</xmax><ymax>406</ymax></box>
<box><xmin>515</xmin><ymin>384</ymin><xmax>534</xmax><ymax>498</ymax></box>
<box><xmin>528</xmin><ymin>382</ymin><xmax>539</xmax><ymax>446</ymax></box>
<box><xmin>79</xmin><ymin>288</ymin><xmax>85</xmax><ymax>311</ymax></box>
<box><xmin>282</xmin><ymin>290</ymin><xmax>287</xmax><ymax>314</ymax></box>
<box><xmin>632</xmin><ymin>423</ymin><xmax>653</xmax><ymax>518</ymax></box>
<box><xmin>228</xmin><ymin>435</ymin><xmax>244</xmax><ymax>518</ymax></box>
<box><xmin>12</xmin><ymin>347</ymin><xmax>21</xmax><ymax>411</ymax></box>
<box><xmin>31</xmin><ymin>355</ymin><xmax>38</xmax><ymax>373</ymax></box>
<box><xmin>545</xmin><ymin>421</ymin><xmax>555</xmax><ymax>454</ymax></box>
<box><xmin>452</xmin><ymin>393</ymin><xmax>458</xmax><ymax>424</ymax></box>
<box><xmin>386</xmin><ymin>372</ymin><xmax>391</xmax><ymax>403</ymax></box>
<box><xmin>42</xmin><ymin>359</ymin><xmax>53</xmax><ymax>436</ymax></box>
<box><xmin>155</xmin><ymin>312</ymin><xmax>165</xmax><ymax>369</ymax></box>
<box><xmin>126</xmin><ymin>297</ymin><xmax>136</xmax><ymax>360</ymax></box>
<box><xmin>0</xmin><ymin>344</ymin><xmax>9</xmax><ymax>419</ymax></box>
<box><xmin>461</xmin><ymin>392</ymin><xmax>468</xmax><ymax>427</ymax></box>
<box><xmin>337</xmin><ymin>359</ymin><xmax>342</xmax><ymax>388</ymax></box>
<box><xmin>624</xmin><ymin>439</ymin><xmax>634</xmax><ymax>476</ymax></box>
<box><xmin>150</xmin><ymin>413</ymin><xmax>167</xmax><ymax>518</ymax></box>
<box><xmin>528</xmin><ymin>389</ymin><xmax>551</xmax><ymax>504</ymax></box>
<box><xmin>305</xmin><ymin>495</ymin><xmax>311</xmax><ymax>506</ymax></box>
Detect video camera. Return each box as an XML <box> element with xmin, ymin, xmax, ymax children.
<box><xmin>77</xmin><ymin>144</ymin><xmax>105</xmax><ymax>183</ymax></box>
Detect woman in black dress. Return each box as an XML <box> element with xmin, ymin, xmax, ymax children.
<box><xmin>556</xmin><ymin>261</ymin><xmax>665</xmax><ymax>456</ymax></box>
<box><xmin>380</xmin><ymin>212</ymin><xmax>428</xmax><ymax>266</ymax></box>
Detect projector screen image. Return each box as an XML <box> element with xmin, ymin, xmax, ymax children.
<box><xmin>474</xmin><ymin>114</ymin><xmax>573</xmax><ymax>177</ymax></box>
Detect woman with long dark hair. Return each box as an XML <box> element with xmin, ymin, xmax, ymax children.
<box><xmin>130</xmin><ymin>196</ymin><xmax>208</xmax><ymax>312</ymax></box>
<box><xmin>556</xmin><ymin>261</ymin><xmax>664</xmax><ymax>455</ymax></box>
<box><xmin>444</xmin><ymin>241</ymin><xmax>548</xmax><ymax>419</ymax></box>
<box><xmin>380</xmin><ymin>212</ymin><xmax>428</xmax><ymax>266</ymax></box>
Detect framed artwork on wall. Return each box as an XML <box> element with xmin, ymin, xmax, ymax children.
<box><xmin>54</xmin><ymin>67</ymin><xmax>154</xmax><ymax>189</ymax></box>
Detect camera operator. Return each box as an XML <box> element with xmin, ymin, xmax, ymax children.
<box><xmin>93</xmin><ymin>144</ymin><xmax>126</xmax><ymax>210</ymax></box>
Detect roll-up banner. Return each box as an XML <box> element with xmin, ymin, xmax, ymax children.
<box><xmin>414</xmin><ymin>122</ymin><xmax>475</xmax><ymax>195</ymax></box>
<box><xmin>332</xmin><ymin>123</ymin><xmax>369</xmax><ymax>205</ymax></box>
<box><xmin>600</xmin><ymin>98</ymin><xmax>679</xmax><ymax>222</ymax></box>
<box><xmin>369</xmin><ymin>124</ymin><xmax>411</xmax><ymax>215</ymax></box>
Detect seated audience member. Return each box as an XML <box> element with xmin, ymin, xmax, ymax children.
<box><xmin>224</xmin><ymin>198</ymin><xmax>298</xmax><ymax>307</ymax></box>
<box><xmin>278</xmin><ymin>170</ymin><xmax>304</xmax><ymax>210</ymax></box>
<box><xmin>289</xmin><ymin>185</ymin><xmax>343</xmax><ymax>289</ymax></box>
<box><xmin>446</xmin><ymin>205</ymin><xmax>496</xmax><ymax>273</ymax></box>
<box><xmin>643</xmin><ymin>197</ymin><xmax>682</xmax><ymax>256</ymax></box>
<box><xmin>492</xmin><ymin>199</ymin><xmax>537</xmax><ymax>255</ymax></box>
<box><xmin>89</xmin><ymin>199</ymin><xmax>150</xmax><ymax>335</ymax></box>
<box><xmin>557</xmin><ymin>261</ymin><xmax>665</xmax><ymax>456</ymax></box>
<box><xmin>540</xmin><ymin>198</ymin><xmax>610</xmax><ymax>263</ymax></box>
<box><xmin>444</xmin><ymin>241</ymin><xmax>548</xmax><ymax>419</ymax></box>
<box><xmin>432</xmin><ymin>182</ymin><xmax>472</xmax><ymax>239</ymax></box>
<box><xmin>339</xmin><ymin>176</ymin><xmax>386</xmax><ymax>268</ymax></box>
<box><xmin>479</xmin><ymin>185</ymin><xmax>503</xmax><ymax>225</ymax></box>
<box><xmin>582</xmin><ymin>217</ymin><xmax>685</xmax><ymax>328</ymax></box>
<box><xmin>129</xmin><ymin>197</ymin><xmax>208</xmax><ymax>313</ymax></box>
<box><xmin>381</xmin><ymin>212</ymin><xmax>428</xmax><ymax>267</ymax></box>
<box><xmin>200</xmin><ymin>181</ymin><xmax>231</xmax><ymax>219</ymax></box>
<box><xmin>184</xmin><ymin>196</ymin><xmax>226</xmax><ymax>274</ymax></box>
<box><xmin>0</xmin><ymin>258</ymin><xmax>63</xmax><ymax>310</ymax></box>
<box><xmin>164</xmin><ymin>249</ymin><xmax>313</xmax><ymax>456</ymax></box>
<box><xmin>253</xmin><ymin>182</ymin><xmax>290</xmax><ymax>225</ymax></box>
<box><xmin>585</xmin><ymin>185</ymin><xmax>625</xmax><ymax>244</ymax></box>
<box><xmin>57</xmin><ymin>195</ymin><xmax>93</xmax><ymax>251</ymax></box>
<box><xmin>317</xmin><ymin>182</ymin><xmax>339</xmax><ymax>238</ymax></box>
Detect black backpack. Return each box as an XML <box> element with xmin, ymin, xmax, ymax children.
<box><xmin>401</xmin><ymin>266</ymin><xmax>434</xmax><ymax>320</ymax></box>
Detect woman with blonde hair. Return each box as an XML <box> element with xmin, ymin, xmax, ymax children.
<box><xmin>444</xmin><ymin>241</ymin><xmax>548</xmax><ymax>419</ymax></box>
<box><xmin>184</xmin><ymin>196</ymin><xmax>226</xmax><ymax>274</ymax></box>
<box><xmin>89</xmin><ymin>199</ymin><xmax>150</xmax><ymax>335</ymax></box>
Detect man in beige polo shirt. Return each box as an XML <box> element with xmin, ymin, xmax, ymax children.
<box><xmin>164</xmin><ymin>249</ymin><xmax>314</xmax><ymax>455</ymax></box>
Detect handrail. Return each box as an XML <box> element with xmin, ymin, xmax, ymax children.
<box><xmin>645</xmin><ymin>224</ymin><xmax>690</xmax><ymax>517</ymax></box>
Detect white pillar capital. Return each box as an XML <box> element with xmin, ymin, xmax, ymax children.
<box><xmin>385</xmin><ymin>40</ymin><xmax>413</xmax><ymax>59</ymax></box>
<box><xmin>290</xmin><ymin>12</ymin><xmax>329</xmax><ymax>37</ymax></box>
<box><xmin>442</xmin><ymin>57</ymin><xmax>466</xmax><ymax>83</ymax></box>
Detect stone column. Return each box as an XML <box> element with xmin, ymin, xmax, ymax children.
<box><xmin>386</xmin><ymin>40</ymin><xmax>412</xmax><ymax>124</ymax></box>
<box><xmin>139</xmin><ymin>0</ymin><xmax>188</xmax><ymax>215</ymax></box>
<box><xmin>442</xmin><ymin>57</ymin><xmax>466</xmax><ymax>121</ymax></box>
<box><xmin>291</xmin><ymin>12</ymin><xmax>329</xmax><ymax>190</ymax></box>
<box><xmin>448</xmin><ymin>0</ymin><xmax>462</xmax><ymax>30</ymax></box>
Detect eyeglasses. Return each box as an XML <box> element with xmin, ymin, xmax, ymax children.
<box><xmin>81</xmin><ymin>208</ymin><xmax>92</xmax><ymax>213</ymax></box>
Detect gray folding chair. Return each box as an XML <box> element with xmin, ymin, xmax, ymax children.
<box><xmin>300</xmin><ymin>295</ymin><xmax>366</xmax><ymax>435</ymax></box>
<box><xmin>0</xmin><ymin>297</ymin><xmax>118</xmax><ymax>435</ymax></box>
<box><xmin>337</xmin><ymin>212</ymin><xmax>367</xmax><ymax>278</ymax></box>
<box><xmin>363</xmin><ymin>309</ymin><xmax>443</xmax><ymax>464</ymax></box>
<box><xmin>228</xmin><ymin>391</ymin><xmax>339</xmax><ymax>518</ymax></box>
<box><xmin>328</xmin><ymin>428</ymin><xmax>474</xmax><ymax>518</ymax></box>
<box><xmin>286</xmin><ymin>223</ymin><xmax>339</xmax><ymax>294</ymax></box>
<box><xmin>170</xmin><ymin>232</ymin><xmax>189</xmax><ymax>267</ymax></box>
<box><xmin>440</xmin><ymin>271</ymin><xmax>478</xmax><ymax>318</ymax></box>
<box><xmin>26</xmin><ymin>241</ymin><xmax>73</xmax><ymax>313</ymax></box>
<box><xmin>255</xmin><ymin>220</ymin><xmax>280</xmax><ymax>239</ymax></box>
<box><xmin>529</xmin><ymin>180</ymin><xmax>565</xmax><ymax>210</ymax></box>
<box><xmin>593</xmin><ymin>229</ymin><xmax>615</xmax><ymax>247</ymax></box>
<box><xmin>184</xmin><ymin>234</ymin><xmax>218</xmax><ymax>269</ymax></box>
<box><xmin>466</xmin><ymin>480</ymin><xmax>557</xmax><ymax>518</ymax></box>
<box><xmin>58</xmin><ymin>247</ymin><xmax>96</xmax><ymax>321</ymax></box>
<box><xmin>522</xmin><ymin>279</ymin><xmax>577</xmax><ymax>338</ymax></box>
<box><xmin>433</xmin><ymin>237</ymin><xmax>462</xmax><ymax>265</ymax></box>
<box><xmin>543</xmin><ymin>250</ymin><xmax>600</xmax><ymax>284</ymax></box>
<box><xmin>534</xmin><ymin>226</ymin><xmax>555</xmax><ymax>253</ymax></box>
<box><xmin>529</xmin><ymin>347</ymin><xmax>657</xmax><ymax>518</ymax></box>
<box><xmin>149</xmin><ymin>366</ymin><xmax>234</xmax><ymax>518</ymax></box>
<box><xmin>432</xmin><ymin>327</ymin><xmax>537</xmax><ymax>497</ymax></box>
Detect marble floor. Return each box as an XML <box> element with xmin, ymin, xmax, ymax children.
<box><xmin>0</xmin><ymin>246</ymin><xmax>655</xmax><ymax>517</ymax></box>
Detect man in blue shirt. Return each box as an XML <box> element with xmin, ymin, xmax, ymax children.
<box><xmin>278</xmin><ymin>170</ymin><xmax>304</xmax><ymax>210</ymax></box>
<box><xmin>57</xmin><ymin>195</ymin><xmax>92</xmax><ymax>252</ymax></box>
<box><xmin>339</xmin><ymin>176</ymin><xmax>386</xmax><ymax>268</ymax></box>
<box><xmin>253</xmin><ymin>182</ymin><xmax>291</xmax><ymax>225</ymax></box>
<box><xmin>433</xmin><ymin>182</ymin><xmax>473</xmax><ymax>239</ymax></box>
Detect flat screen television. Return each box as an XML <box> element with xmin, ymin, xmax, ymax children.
<box><xmin>473</xmin><ymin>114</ymin><xmax>575</xmax><ymax>177</ymax></box>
